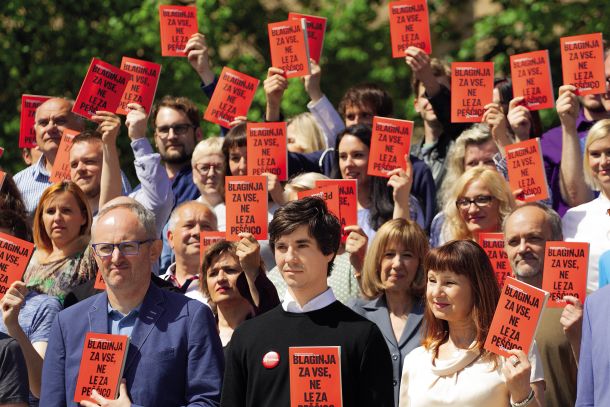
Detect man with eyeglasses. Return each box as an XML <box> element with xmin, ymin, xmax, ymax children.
<box><xmin>503</xmin><ymin>203</ymin><xmax>582</xmax><ymax>407</ymax></box>
<box><xmin>41</xmin><ymin>200</ymin><xmax>224</xmax><ymax>406</ymax></box>
<box><xmin>150</xmin><ymin>95</ymin><xmax>203</xmax><ymax>208</ymax></box>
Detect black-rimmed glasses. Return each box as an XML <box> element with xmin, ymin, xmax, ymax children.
<box><xmin>155</xmin><ymin>123</ymin><xmax>196</xmax><ymax>137</ymax></box>
<box><xmin>455</xmin><ymin>195</ymin><xmax>494</xmax><ymax>209</ymax></box>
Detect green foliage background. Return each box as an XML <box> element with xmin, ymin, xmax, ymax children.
<box><xmin>0</xmin><ymin>0</ymin><xmax>608</xmax><ymax>182</ymax></box>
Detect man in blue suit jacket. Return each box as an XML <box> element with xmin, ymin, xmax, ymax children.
<box><xmin>40</xmin><ymin>199</ymin><xmax>223</xmax><ymax>407</ymax></box>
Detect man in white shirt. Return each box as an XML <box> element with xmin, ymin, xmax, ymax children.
<box><xmin>162</xmin><ymin>201</ymin><xmax>218</xmax><ymax>302</ymax></box>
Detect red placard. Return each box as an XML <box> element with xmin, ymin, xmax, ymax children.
<box><xmin>297</xmin><ymin>184</ymin><xmax>341</xmax><ymax>222</ymax></box>
<box><xmin>0</xmin><ymin>147</ymin><xmax>3</xmax><ymax>159</ymax></box>
<box><xmin>225</xmin><ymin>176</ymin><xmax>268</xmax><ymax>241</ymax></box>
<box><xmin>541</xmin><ymin>241</ymin><xmax>589</xmax><ymax>308</ymax></box>
<box><xmin>478</xmin><ymin>232</ymin><xmax>512</xmax><ymax>288</ymax></box>
<box><xmin>73</xmin><ymin>58</ymin><xmax>129</xmax><ymax>120</ymax></box>
<box><xmin>367</xmin><ymin>116</ymin><xmax>412</xmax><ymax>177</ymax></box>
<box><xmin>560</xmin><ymin>33</ymin><xmax>606</xmax><ymax>95</ymax></box>
<box><xmin>117</xmin><ymin>57</ymin><xmax>162</xmax><ymax>115</ymax></box>
<box><xmin>19</xmin><ymin>95</ymin><xmax>51</xmax><ymax>148</ymax></box>
<box><xmin>93</xmin><ymin>271</ymin><xmax>106</xmax><ymax>291</ymax></box>
<box><xmin>315</xmin><ymin>179</ymin><xmax>358</xmax><ymax>243</ymax></box>
<box><xmin>0</xmin><ymin>232</ymin><xmax>35</xmax><ymax>300</ymax></box>
<box><xmin>204</xmin><ymin>67</ymin><xmax>259</xmax><ymax>128</ymax></box>
<box><xmin>49</xmin><ymin>129</ymin><xmax>80</xmax><ymax>183</ymax></box>
<box><xmin>450</xmin><ymin>62</ymin><xmax>494</xmax><ymax>123</ymax></box>
<box><xmin>247</xmin><ymin>122</ymin><xmax>288</xmax><ymax>181</ymax></box>
<box><xmin>159</xmin><ymin>5</ymin><xmax>198</xmax><ymax>57</ymax></box>
<box><xmin>388</xmin><ymin>0</ymin><xmax>432</xmax><ymax>57</ymax></box>
<box><xmin>268</xmin><ymin>19</ymin><xmax>311</xmax><ymax>78</ymax></box>
<box><xmin>289</xmin><ymin>346</ymin><xmax>342</xmax><ymax>407</ymax></box>
<box><xmin>288</xmin><ymin>13</ymin><xmax>327</xmax><ymax>63</ymax></box>
<box><xmin>510</xmin><ymin>50</ymin><xmax>555</xmax><ymax>111</ymax></box>
<box><xmin>199</xmin><ymin>231</ymin><xmax>226</xmax><ymax>266</ymax></box>
<box><xmin>505</xmin><ymin>138</ymin><xmax>549</xmax><ymax>202</ymax></box>
<box><xmin>484</xmin><ymin>277</ymin><xmax>548</xmax><ymax>358</ymax></box>
<box><xmin>73</xmin><ymin>332</ymin><xmax>129</xmax><ymax>403</ymax></box>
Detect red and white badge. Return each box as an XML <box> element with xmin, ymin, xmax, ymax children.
<box><xmin>262</xmin><ymin>351</ymin><xmax>280</xmax><ymax>369</ymax></box>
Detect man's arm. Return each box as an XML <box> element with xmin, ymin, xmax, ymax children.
<box><xmin>39</xmin><ymin>313</ymin><xmax>68</xmax><ymax>406</ymax></box>
<box><xmin>93</xmin><ymin>111</ymin><xmax>122</xmax><ymax>209</ymax></box>
<box><xmin>358</xmin><ymin>326</ymin><xmax>394</xmax><ymax>407</ymax></box>
<box><xmin>220</xmin><ymin>332</ymin><xmax>246</xmax><ymax>406</ymax></box>
<box><xmin>303</xmin><ymin>60</ymin><xmax>344</xmax><ymax>148</ymax></box>
<box><xmin>126</xmin><ymin>103</ymin><xmax>175</xmax><ymax>235</ymax></box>
<box><xmin>186</xmin><ymin>303</ymin><xmax>224</xmax><ymax>406</ymax></box>
<box><xmin>575</xmin><ymin>297</ymin><xmax>594</xmax><ymax>407</ymax></box>
<box><xmin>264</xmin><ymin>67</ymin><xmax>288</xmax><ymax>122</ymax></box>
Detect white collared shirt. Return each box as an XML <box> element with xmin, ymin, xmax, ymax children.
<box><xmin>282</xmin><ymin>287</ymin><xmax>336</xmax><ymax>313</ymax></box>
<box><xmin>160</xmin><ymin>263</ymin><xmax>208</xmax><ymax>304</ymax></box>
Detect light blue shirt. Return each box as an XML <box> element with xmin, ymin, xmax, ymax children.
<box><xmin>107</xmin><ymin>302</ymin><xmax>140</xmax><ymax>337</ymax></box>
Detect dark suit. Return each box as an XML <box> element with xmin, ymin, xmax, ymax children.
<box><xmin>350</xmin><ymin>296</ymin><xmax>424</xmax><ymax>407</ymax></box>
<box><xmin>40</xmin><ymin>283</ymin><xmax>224</xmax><ymax>407</ymax></box>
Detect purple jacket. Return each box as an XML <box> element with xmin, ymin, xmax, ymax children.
<box><xmin>540</xmin><ymin>109</ymin><xmax>595</xmax><ymax>216</ymax></box>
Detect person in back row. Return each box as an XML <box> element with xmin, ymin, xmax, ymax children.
<box><xmin>265</xmin><ymin>65</ymin><xmax>437</xmax><ymax>230</ymax></box>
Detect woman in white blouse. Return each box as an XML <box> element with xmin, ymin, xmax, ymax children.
<box><xmin>562</xmin><ymin>119</ymin><xmax>610</xmax><ymax>292</ymax></box>
<box><xmin>399</xmin><ymin>240</ymin><xmax>545</xmax><ymax>407</ymax></box>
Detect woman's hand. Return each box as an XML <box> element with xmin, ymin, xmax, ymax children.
<box><xmin>502</xmin><ymin>349</ymin><xmax>534</xmax><ymax>404</ymax></box>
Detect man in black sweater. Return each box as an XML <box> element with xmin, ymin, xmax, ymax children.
<box><xmin>221</xmin><ymin>197</ymin><xmax>394</xmax><ymax>407</ymax></box>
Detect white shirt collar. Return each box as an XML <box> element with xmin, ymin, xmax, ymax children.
<box><xmin>282</xmin><ymin>287</ymin><xmax>336</xmax><ymax>313</ymax></box>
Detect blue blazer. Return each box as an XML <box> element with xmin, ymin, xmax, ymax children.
<box><xmin>40</xmin><ymin>283</ymin><xmax>224</xmax><ymax>407</ymax></box>
<box><xmin>350</xmin><ymin>296</ymin><xmax>424</xmax><ymax>407</ymax></box>
<box><xmin>576</xmin><ymin>285</ymin><xmax>610</xmax><ymax>407</ymax></box>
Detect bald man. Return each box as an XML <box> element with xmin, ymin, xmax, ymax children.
<box><xmin>162</xmin><ymin>201</ymin><xmax>218</xmax><ymax>302</ymax></box>
<box><xmin>14</xmin><ymin>98</ymin><xmax>85</xmax><ymax>214</ymax></box>
<box><xmin>41</xmin><ymin>200</ymin><xmax>223</xmax><ymax>406</ymax></box>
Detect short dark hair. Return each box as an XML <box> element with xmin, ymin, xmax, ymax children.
<box><xmin>0</xmin><ymin>173</ymin><xmax>27</xmax><ymax>218</ymax></box>
<box><xmin>0</xmin><ymin>210</ymin><xmax>32</xmax><ymax>242</ymax></box>
<box><xmin>72</xmin><ymin>129</ymin><xmax>103</xmax><ymax>145</ymax></box>
<box><xmin>338</xmin><ymin>83</ymin><xmax>393</xmax><ymax>118</ymax></box>
<box><xmin>269</xmin><ymin>196</ymin><xmax>341</xmax><ymax>276</ymax></box>
<box><xmin>222</xmin><ymin>122</ymin><xmax>247</xmax><ymax>176</ymax></box>
<box><xmin>151</xmin><ymin>95</ymin><xmax>200</xmax><ymax>128</ymax></box>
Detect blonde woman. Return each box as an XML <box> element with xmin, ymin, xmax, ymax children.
<box><xmin>350</xmin><ymin>218</ymin><xmax>429</xmax><ymax>406</ymax></box>
<box><xmin>433</xmin><ymin>167</ymin><xmax>515</xmax><ymax>246</ymax></box>
<box><xmin>287</xmin><ymin>112</ymin><xmax>327</xmax><ymax>153</ymax></box>
<box><xmin>563</xmin><ymin>119</ymin><xmax>610</xmax><ymax>292</ymax></box>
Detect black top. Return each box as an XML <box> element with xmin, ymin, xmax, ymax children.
<box><xmin>221</xmin><ymin>301</ymin><xmax>394</xmax><ymax>407</ymax></box>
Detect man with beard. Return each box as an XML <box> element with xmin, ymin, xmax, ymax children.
<box><xmin>69</xmin><ymin>104</ymin><xmax>174</xmax><ymax>235</ymax></box>
<box><xmin>151</xmin><ymin>96</ymin><xmax>202</xmax><ymax>206</ymax></box>
<box><xmin>14</xmin><ymin>98</ymin><xmax>86</xmax><ymax>215</ymax></box>
<box><xmin>541</xmin><ymin>48</ymin><xmax>610</xmax><ymax>216</ymax></box>
<box><xmin>503</xmin><ymin>203</ymin><xmax>583</xmax><ymax>407</ymax></box>
<box><xmin>150</xmin><ymin>33</ymin><xmax>221</xmax><ymax>207</ymax></box>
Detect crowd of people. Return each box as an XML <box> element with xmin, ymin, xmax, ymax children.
<box><xmin>1</xmin><ymin>27</ymin><xmax>610</xmax><ymax>407</ymax></box>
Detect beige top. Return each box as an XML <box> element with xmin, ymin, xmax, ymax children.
<box><xmin>399</xmin><ymin>344</ymin><xmax>544</xmax><ymax>407</ymax></box>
